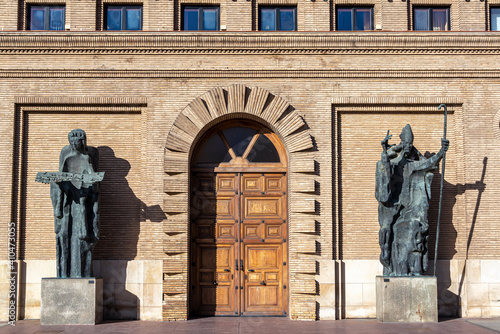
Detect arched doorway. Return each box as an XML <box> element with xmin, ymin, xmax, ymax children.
<box><xmin>190</xmin><ymin>119</ymin><xmax>288</xmax><ymax>317</ymax></box>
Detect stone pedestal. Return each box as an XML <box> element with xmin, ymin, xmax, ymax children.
<box><xmin>376</xmin><ymin>276</ymin><xmax>437</xmax><ymax>323</ymax></box>
<box><xmin>41</xmin><ymin>278</ymin><xmax>103</xmax><ymax>325</ymax></box>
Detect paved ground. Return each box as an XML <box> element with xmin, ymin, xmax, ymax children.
<box><xmin>0</xmin><ymin>318</ymin><xmax>499</xmax><ymax>334</ymax></box>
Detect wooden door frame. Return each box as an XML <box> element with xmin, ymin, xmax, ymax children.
<box><xmin>189</xmin><ymin>120</ymin><xmax>289</xmax><ymax>317</ymax></box>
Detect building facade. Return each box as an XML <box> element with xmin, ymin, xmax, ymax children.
<box><xmin>1</xmin><ymin>0</ymin><xmax>500</xmax><ymax>322</ymax></box>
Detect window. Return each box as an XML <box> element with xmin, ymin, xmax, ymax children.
<box><xmin>336</xmin><ymin>7</ymin><xmax>373</xmax><ymax>31</ymax></box>
<box><xmin>105</xmin><ymin>6</ymin><xmax>142</xmax><ymax>31</ymax></box>
<box><xmin>183</xmin><ymin>6</ymin><xmax>219</xmax><ymax>31</ymax></box>
<box><xmin>194</xmin><ymin>125</ymin><xmax>282</xmax><ymax>165</ymax></box>
<box><xmin>260</xmin><ymin>7</ymin><xmax>296</xmax><ymax>31</ymax></box>
<box><xmin>491</xmin><ymin>8</ymin><xmax>500</xmax><ymax>31</ymax></box>
<box><xmin>28</xmin><ymin>6</ymin><xmax>65</xmax><ymax>31</ymax></box>
<box><xmin>413</xmin><ymin>7</ymin><xmax>450</xmax><ymax>31</ymax></box>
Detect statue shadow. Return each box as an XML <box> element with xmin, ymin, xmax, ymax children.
<box><xmin>423</xmin><ymin>154</ymin><xmax>487</xmax><ymax>318</ymax></box>
<box><xmin>92</xmin><ymin>146</ymin><xmax>166</xmax><ymax>320</ymax></box>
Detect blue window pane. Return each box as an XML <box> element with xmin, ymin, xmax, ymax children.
<box><xmin>247</xmin><ymin>134</ymin><xmax>280</xmax><ymax>163</ymax></box>
<box><xmin>49</xmin><ymin>8</ymin><xmax>64</xmax><ymax>30</ymax></box>
<box><xmin>196</xmin><ymin>134</ymin><xmax>231</xmax><ymax>164</ymax></box>
<box><xmin>203</xmin><ymin>9</ymin><xmax>218</xmax><ymax>30</ymax></box>
<box><xmin>414</xmin><ymin>9</ymin><xmax>429</xmax><ymax>30</ymax></box>
<box><xmin>222</xmin><ymin>127</ymin><xmax>257</xmax><ymax>157</ymax></box>
<box><xmin>261</xmin><ymin>8</ymin><xmax>276</xmax><ymax>31</ymax></box>
<box><xmin>126</xmin><ymin>9</ymin><xmax>141</xmax><ymax>30</ymax></box>
<box><xmin>184</xmin><ymin>9</ymin><xmax>199</xmax><ymax>30</ymax></box>
<box><xmin>355</xmin><ymin>9</ymin><xmax>371</xmax><ymax>30</ymax></box>
<box><xmin>31</xmin><ymin>8</ymin><xmax>45</xmax><ymax>30</ymax></box>
<box><xmin>432</xmin><ymin>9</ymin><xmax>447</xmax><ymax>31</ymax></box>
<box><xmin>492</xmin><ymin>8</ymin><xmax>500</xmax><ymax>31</ymax></box>
<box><xmin>337</xmin><ymin>9</ymin><xmax>352</xmax><ymax>31</ymax></box>
<box><xmin>107</xmin><ymin>9</ymin><xmax>122</xmax><ymax>30</ymax></box>
<box><xmin>279</xmin><ymin>9</ymin><xmax>295</xmax><ymax>31</ymax></box>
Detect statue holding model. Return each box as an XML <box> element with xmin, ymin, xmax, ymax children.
<box><xmin>36</xmin><ymin>129</ymin><xmax>104</xmax><ymax>278</ymax></box>
<box><xmin>375</xmin><ymin>124</ymin><xmax>449</xmax><ymax>276</ymax></box>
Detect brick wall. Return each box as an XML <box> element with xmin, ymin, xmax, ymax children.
<box><xmin>1</xmin><ymin>32</ymin><xmax>500</xmax><ymax>320</ymax></box>
<box><xmin>0</xmin><ymin>0</ymin><xmax>497</xmax><ymax>32</ymax></box>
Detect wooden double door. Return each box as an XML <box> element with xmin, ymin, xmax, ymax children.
<box><xmin>190</xmin><ymin>171</ymin><xmax>288</xmax><ymax>316</ymax></box>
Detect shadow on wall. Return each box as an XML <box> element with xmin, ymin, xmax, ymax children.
<box><xmin>425</xmin><ymin>156</ymin><xmax>487</xmax><ymax>317</ymax></box>
<box><xmin>92</xmin><ymin>146</ymin><xmax>165</xmax><ymax>320</ymax></box>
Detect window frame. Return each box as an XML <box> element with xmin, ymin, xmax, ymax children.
<box><xmin>104</xmin><ymin>5</ymin><xmax>143</xmax><ymax>31</ymax></box>
<box><xmin>413</xmin><ymin>7</ymin><xmax>450</xmax><ymax>31</ymax></box>
<box><xmin>28</xmin><ymin>5</ymin><xmax>66</xmax><ymax>31</ymax></box>
<box><xmin>182</xmin><ymin>5</ymin><xmax>220</xmax><ymax>31</ymax></box>
<box><xmin>259</xmin><ymin>6</ymin><xmax>297</xmax><ymax>31</ymax></box>
<box><xmin>335</xmin><ymin>6</ymin><xmax>374</xmax><ymax>31</ymax></box>
<box><xmin>491</xmin><ymin>7</ymin><xmax>500</xmax><ymax>31</ymax></box>
<box><xmin>192</xmin><ymin>120</ymin><xmax>287</xmax><ymax>169</ymax></box>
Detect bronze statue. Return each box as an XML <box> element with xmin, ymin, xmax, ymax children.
<box><xmin>36</xmin><ymin>129</ymin><xmax>103</xmax><ymax>278</ymax></box>
<box><xmin>375</xmin><ymin>125</ymin><xmax>449</xmax><ymax>276</ymax></box>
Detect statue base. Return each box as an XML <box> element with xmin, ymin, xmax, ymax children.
<box><xmin>41</xmin><ymin>277</ymin><xmax>103</xmax><ymax>325</ymax></box>
<box><xmin>376</xmin><ymin>276</ymin><xmax>437</xmax><ymax>323</ymax></box>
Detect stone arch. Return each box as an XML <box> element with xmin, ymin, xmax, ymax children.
<box><xmin>162</xmin><ymin>84</ymin><xmax>317</xmax><ymax>321</ymax></box>
<box><xmin>165</xmin><ymin>84</ymin><xmax>313</xmax><ymax>155</ymax></box>
<box><xmin>494</xmin><ymin>107</ymin><xmax>500</xmax><ymax>142</ymax></box>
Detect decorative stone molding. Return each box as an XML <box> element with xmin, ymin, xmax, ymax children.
<box><xmin>3</xmin><ymin>70</ymin><xmax>500</xmax><ymax>79</ymax></box>
<box><xmin>331</xmin><ymin>96</ymin><xmax>462</xmax><ymax>106</ymax></box>
<box><xmin>2</xmin><ymin>32</ymin><xmax>500</xmax><ymax>54</ymax></box>
<box><xmin>14</xmin><ymin>96</ymin><xmax>147</xmax><ymax>105</ymax></box>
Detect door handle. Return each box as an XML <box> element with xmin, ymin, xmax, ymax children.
<box><xmin>248</xmin><ymin>269</ymin><xmax>255</xmax><ymax>272</ymax></box>
<box><xmin>240</xmin><ymin>259</ymin><xmax>244</xmax><ymax>271</ymax></box>
<box><xmin>224</xmin><ymin>269</ymin><xmax>230</xmax><ymax>272</ymax></box>
<box><xmin>213</xmin><ymin>281</ymin><xmax>218</xmax><ymax>285</ymax></box>
<box><xmin>235</xmin><ymin>259</ymin><xmax>238</xmax><ymax>270</ymax></box>
<box><xmin>260</xmin><ymin>281</ymin><xmax>266</xmax><ymax>285</ymax></box>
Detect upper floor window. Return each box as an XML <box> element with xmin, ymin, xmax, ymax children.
<box><xmin>413</xmin><ymin>7</ymin><xmax>450</xmax><ymax>31</ymax></box>
<box><xmin>336</xmin><ymin>7</ymin><xmax>373</xmax><ymax>31</ymax></box>
<box><xmin>29</xmin><ymin>5</ymin><xmax>65</xmax><ymax>30</ymax></box>
<box><xmin>183</xmin><ymin>6</ymin><xmax>219</xmax><ymax>31</ymax></box>
<box><xmin>105</xmin><ymin>5</ymin><xmax>142</xmax><ymax>31</ymax></box>
<box><xmin>260</xmin><ymin>6</ymin><xmax>296</xmax><ymax>31</ymax></box>
<box><xmin>491</xmin><ymin>8</ymin><xmax>500</xmax><ymax>31</ymax></box>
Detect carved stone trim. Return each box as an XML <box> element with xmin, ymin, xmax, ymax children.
<box><xmin>331</xmin><ymin>97</ymin><xmax>462</xmax><ymax>106</ymax></box>
<box><xmin>15</xmin><ymin>96</ymin><xmax>147</xmax><ymax>105</ymax></box>
<box><xmin>3</xmin><ymin>70</ymin><xmax>500</xmax><ymax>79</ymax></box>
<box><xmin>3</xmin><ymin>49</ymin><xmax>500</xmax><ymax>55</ymax></box>
<box><xmin>2</xmin><ymin>32</ymin><xmax>500</xmax><ymax>53</ymax></box>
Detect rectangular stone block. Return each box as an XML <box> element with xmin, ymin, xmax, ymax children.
<box><xmin>376</xmin><ymin>276</ymin><xmax>437</xmax><ymax>323</ymax></box>
<box><xmin>41</xmin><ymin>278</ymin><xmax>103</xmax><ymax>325</ymax></box>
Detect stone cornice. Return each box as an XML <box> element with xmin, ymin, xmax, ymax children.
<box><xmin>1</xmin><ymin>32</ymin><xmax>500</xmax><ymax>54</ymax></box>
<box><xmin>2</xmin><ymin>69</ymin><xmax>500</xmax><ymax>78</ymax></box>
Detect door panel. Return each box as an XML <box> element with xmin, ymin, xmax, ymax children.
<box><xmin>216</xmin><ymin>220</ymin><xmax>237</xmax><ymax>240</ymax></box>
<box><xmin>264</xmin><ymin>176</ymin><xmax>284</xmax><ymax>192</ymax></box>
<box><xmin>244</xmin><ymin>197</ymin><xmax>283</xmax><ymax>219</ymax></box>
<box><xmin>191</xmin><ymin>173</ymin><xmax>239</xmax><ymax>316</ymax></box>
<box><xmin>243</xmin><ymin>244</ymin><xmax>283</xmax><ymax>314</ymax></box>
<box><xmin>191</xmin><ymin>172</ymin><xmax>287</xmax><ymax>317</ymax></box>
<box><xmin>216</xmin><ymin>196</ymin><xmax>236</xmax><ymax>217</ymax></box>
<box><xmin>241</xmin><ymin>175</ymin><xmax>261</xmax><ymax>192</ymax></box>
<box><xmin>194</xmin><ymin>243</ymin><xmax>236</xmax><ymax>314</ymax></box>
